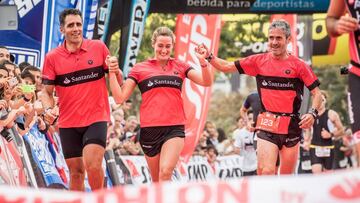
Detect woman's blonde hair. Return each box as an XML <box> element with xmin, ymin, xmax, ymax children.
<box><xmin>151</xmin><ymin>26</ymin><xmax>175</xmax><ymax>45</ymax></box>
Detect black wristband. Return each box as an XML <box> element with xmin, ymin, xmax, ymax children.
<box><xmin>205</xmin><ymin>53</ymin><xmax>214</xmax><ymax>62</ymax></box>
<box><xmin>308</xmin><ymin>108</ymin><xmax>318</xmax><ymax>119</ymax></box>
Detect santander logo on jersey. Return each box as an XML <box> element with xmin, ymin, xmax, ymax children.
<box><xmin>261</xmin><ymin>80</ymin><xmax>294</xmax><ymax>88</ymax></box>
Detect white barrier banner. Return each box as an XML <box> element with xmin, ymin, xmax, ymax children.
<box><xmin>1</xmin><ymin>169</ymin><xmax>360</xmax><ymax>202</ymax></box>
<box><xmin>120</xmin><ymin>156</ymin><xmax>152</xmax><ymax>185</ymax></box>
<box><xmin>184</xmin><ymin>155</ymin><xmax>216</xmax><ymax>182</ymax></box>
<box><xmin>216</xmin><ymin>155</ymin><xmax>243</xmax><ymax>180</ymax></box>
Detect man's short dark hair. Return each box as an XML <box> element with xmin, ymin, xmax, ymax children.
<box><xmin>59</xmin><ymin>8</ymin><xmax>82</xmax><ymax>26</ymax></box>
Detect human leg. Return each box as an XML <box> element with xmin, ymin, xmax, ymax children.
<box><xmin>159</xmin><ymin>137</ymin><xmax>184</xmax><ymax>181</ymax></box>
<box><xmin>144</xmin><ymin>154</ymin><xmax>160</xmax><ymax>182</ymax></box>
<box><xmin>59</xmin><ymin>127</ymin><xmax>85</xmax><ymax>191</ymax></box>
<box><xmin>65</xmin><ymin>157</ymin><xmax>85</xmax><ymax>191</ymax></box>
<box><xmin>82</xmin><ymin>122</ymin><xmax>107</xmax><ymax>190</ymax></box>
<box><xmin>256</xmin><ymin>132</ymin><xmax>280</xmax><ymax>175</ymax></box>
<box><xmin>279</xmin><ymin>142</ymin><xmax>300</xmax><ymax>174</ymax></box>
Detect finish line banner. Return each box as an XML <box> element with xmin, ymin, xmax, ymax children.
<box><xmin>0</xmin><ymin>168</ymin><xmax>359</xmax><ymax>202</ymax></box>
<box><xmin>174</xmin><ymin>14</ymin><xmax>222</xmax><ymax>161</ymax></box>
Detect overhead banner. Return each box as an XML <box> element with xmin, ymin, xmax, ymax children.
<box><xmin>122</xmin><ymin>0</ymin><xmax>151</xmax><ymax>77</ymax></box>
<box><xmin>149</xmin><ymin>0</ymin><xmax>330</xmax><ymax>14</ymax></box>
<box><xmin>0</xmin><ymin>0</ymin><xmax>98</xmax><ymax>67</ymax></box>
<box><xmin>174</xmin><ymin>14</ymin><xmax>222</xmax><ymax>161</ymax></box>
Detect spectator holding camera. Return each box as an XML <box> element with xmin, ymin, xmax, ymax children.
<box><xmin>327</xmin><ymin>0</ymin><xmax>360</xmax><ymax>167</ymax></box>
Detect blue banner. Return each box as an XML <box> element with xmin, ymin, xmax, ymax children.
<box><xmin>250</xmin><ymin>0</ymin><xmax>329</xmax><ymax>12</ymax></box>
<box><xmin>94</xmin><ymin>0</ymin><xmax>113</xmax><ymax>41</ymax></box>
<box><xmin>23</xmin><ymin>125</ymin><xmax>65</xmax><ymax>188</ymax></box>
<box><xmin>149</xmin><ymin>0</ymin><xmax>330</xmax><ymax>14</ymax></box>
<box><xmin>123</xmin><ymin>0</ymin><xmax>151</xmax><ymax>77</ymax></box>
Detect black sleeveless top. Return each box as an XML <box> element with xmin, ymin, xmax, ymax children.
<box><xmin>311</xmin><ymin>109</ymin><xmax>334</xmax><ymax>146</ymax></box>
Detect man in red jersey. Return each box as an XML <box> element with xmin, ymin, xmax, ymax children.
<box><xmin>41</xmin><ymin>8</ymin><xmax>121</xmax><ymax>191</ymax></box>
<box><xmin>326</xmin><ymin>0</ymin><xmax>360</xmax><ymax>167</ymax></box>
<box><xmin>199</xmin><ymin>19</ymin><xmax>322</xmax><ymax>175</ymax></box>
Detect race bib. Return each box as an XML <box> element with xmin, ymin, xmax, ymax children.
<box><xmin>256</xmin><ymin>112</ymin><xmax>280</xmax><ymax>133</ymax></box>
<box><xmin>315</xmin><ymin>147</ymin><xmax>331</xmax><ymax>157</ymax></box>
<box><xmin>301</xmin><ymin>160</ymin><xmax>312</xmax><ymax>170</ymax></box>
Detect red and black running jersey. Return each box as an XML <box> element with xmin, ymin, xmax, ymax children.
<box><xmin>42</xmin><ymin>39</ymin><xmax>110</xmax><ymax>128</ymax></box>
<box><xmin>128</xmin><ymin>58</ymin><xmax>193</xmax><ymax>127</ymax></box>
<box><xmin>235</xmin><ymin>53</ymin><xmax>320</xmax><ymax>135</ymax></box>
<box><xmin>345</xmin><ymin>1</ymin><xmax>360</xmax><ymax>77</ymax></box>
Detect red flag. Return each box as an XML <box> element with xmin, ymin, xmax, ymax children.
<box><xmin>174</xmin><ymin>14</ymin><xmax>222</xmax><ymax>161</ymax></box>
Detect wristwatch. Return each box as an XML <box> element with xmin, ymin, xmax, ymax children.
<box><xmin>205</xmin><ymin>53</ymin><xmax>214</xmax><ymax>62</ymax></box>
<box><xmin>308</xmin><ymin>108</ymin><xmax>319</xmax><ymax>119</ymax></box>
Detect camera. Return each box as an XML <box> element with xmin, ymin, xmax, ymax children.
<box><xmin>340</xmin><ymin>66</ymin><xmax>349</xmax><ymax>75</ymax></box>
<box><xmin>7</xmin><ymin>77</ymin><xmax>18</xmax><ymax>88</ymax></box>
<box><xmin>1</xmin><ymin>128</ymin><xmax>13</xmax><ymax>142</ymax></box>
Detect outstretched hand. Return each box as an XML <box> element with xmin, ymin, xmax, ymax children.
<box><xmin>194</xmin><ymin>43</ymin><xmax>210</xmax><ymax>62</ymax></box>
<box><xmin>299</xmin><ymin>113</ymin><xmax>315</xmax><ymax>129</ymax></box>
<box><xmin>335</xmin><ymin>14</ymin><xmax>358</xmax><ymax>35</ymax></box>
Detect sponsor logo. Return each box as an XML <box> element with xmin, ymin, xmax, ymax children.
<box><xmin>63</xmin><ymin>72</ymin><xmax>99</xmax><ymax>84</ymax></box>
<box><xmin>286</xmin><ymin>137</ymin><xmax>299</xmax><ymax>143</ymax></box>
<box><xmin>147</xmin><ymin>79</ymin><xmax>181</xmax><ymax>87</ymax></box>
<box><xmin>285</xmin><ymin>69</ymin><xmax>291</xmax><ymax>74</ymax></box>
<box><xmin>174</xmin><ymin>71</ymin><xmax>179</xmax><ymax>75</ymax></box>
<box><xmin>262</xmin><ymin>80</ymin><xmax>294</xmax><ymax>88</ymax></box>
<box><xmin>88</xmin><ymin>60</ymin><xmax>93</xmax><ymax>65</ymax></box>
<box><xmin>64</xmin><ymin>77</ymin><xmax>71</xmax><ymax>84</ymax></box>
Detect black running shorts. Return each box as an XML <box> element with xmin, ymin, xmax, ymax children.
<box><xmin>257</xmin><ymin>130</ymin><xmax>300</xmax><ymax>150</ymax></box>
<box><xmin>140</xmin><ymin>125</ymin><xmax>185</xmax><ymax>157</ymax></box>
<box><xmin>59</xmin><ymin>121</ymin><xmax>107</xmax><ymax>159</ymax></box>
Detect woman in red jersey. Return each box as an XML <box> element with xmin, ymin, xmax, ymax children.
<box><xmin>107</xmin><ymin>27</ymin><xmax>213</xmax><ymax>182</ymax></box>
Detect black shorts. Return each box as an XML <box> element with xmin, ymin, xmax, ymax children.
<box><xmin>257</xmin><ymin>130</ymin><xmax>300</xmax><ymax>150</ymax></box>
<box><xmin>59</xmin><ymin>121</ymin><xmax>107</xmax><ymax>159</ymax></box>
<box><xmin>348</xmin><ymin>72</ymin><xmax>360</xmax><ymax>133</ymax></box>
<box><xmin>310</xmin><ymin>147</ymin><xmax>334</xmax><ymax>170</ymax></box>
<box><xmin>140</xmin><ymin>125</ymin><xmax>185</xmax><ymax>157</ymax></box>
